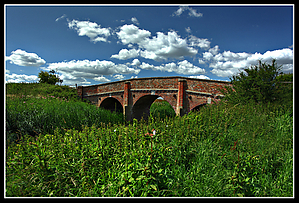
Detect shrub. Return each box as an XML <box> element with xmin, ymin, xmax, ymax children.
<box><xmin>38</xmin><ymin>70</ymin><xmax>62</xmax><ymax>85</ymax></box>
<box><xmin>150</xmin><ymin>100</ymin><xmax>176</xmax><ymax>119</ymax></box>
<box><xmin>222</xmin><ymin>60</ymin><xmax>284</xmax><ymax>104</ymax></box>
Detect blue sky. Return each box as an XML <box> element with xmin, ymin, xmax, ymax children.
<box><xmin>5</xmin><ymin>5</ymin><xmax>293</xmax><ymax>86</ymax></box>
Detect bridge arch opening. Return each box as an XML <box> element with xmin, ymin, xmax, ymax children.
<box><xmin>191</xmin><ymin>103</ymin><xmax>207</xmax><ymax>112</ymax></box>
<box><xmin>132</xmin><ymin>95</ymin><xmax>159</xmax><ymax>120</ymax></box>
<box><xmin>150</xmin><ymin>97</ymin><xmax>176</xmax><ymax>119</ymax></box>
<box><xmin>99</xmin><ymin>97</ymin><xmax>123</xmax><ymax>113</ymax></box>
<box><xmin>132</xmin><ymin>95</ymin><xmax>176</xmax><ymax>120</ymax></box>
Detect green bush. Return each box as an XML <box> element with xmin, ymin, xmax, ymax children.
<box><xmin>222</xmin><ymin>60</ymin><xmax>292</xmax><ymax>105</ymax></box>
<box><xmin>150</xmin><ymin>100</ymin><xmax>176</xmax><ymax>119</ymax></box>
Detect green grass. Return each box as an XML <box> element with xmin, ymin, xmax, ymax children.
<box><xmin>5</xmin><ymin>83</ymin><xmax>293</xmax><ymax>197</ymax></box>
<box><xmin>5</xmin><ymin>83</ymin><xmax>124</xmax><ymax>144</ymax></box>
<box><xmin>6</xmin><ymin>83</ymin><xmax>79</xmax><ymax>101</ymax></box>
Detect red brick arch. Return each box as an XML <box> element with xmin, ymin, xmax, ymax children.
<box><xmin>99</xmin><ymin>97</ymin><xmax>123</xmax><ymax>113</ymax></box>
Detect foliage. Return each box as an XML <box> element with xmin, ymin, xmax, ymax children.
<box><xmin>150</xmin><ymin>99</ymin><xmax>176</xmax><ymax>119</ymax></box>
<box><xmin>222</xmin><ymin>60</ymin><xmax>286</xmax><ymax>104</ymax></box>
<box><xmin>275</xmin><ymin>73</ymin><xmax>293</xmax><ymax>107</ymax></box>
<box><xmin>6</xmin><ymin>83</ymin><xmax>79</xmax><ymax>101</ymax></box>
<box><xmin>276</xmin><ymin>73</ymin><xmax>293</xmax><ymax>82</ymax></box>
<box><xmin>38</xmin><ymin>70</ymin><xmax>62</xmax><ymax>85</ymax></box>
<box><xmin>6</xmin><ymin>100</ymin><xmax>293</xmax><ymax>197</ymax></box>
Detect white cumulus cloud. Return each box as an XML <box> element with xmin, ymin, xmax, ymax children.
<box><xmin>203</xmin><ymin>52</ymin><xmax>214</xmax><ymax>61</ymax></box>
<box><xmin>94</xmin><ymin>76</ymin><xmax>111</xmax><ymax>82</ymax></box>
<box><xmin>131</xmin><ymin>58</ymin><xmax>141</xmax><ymax>66</ymax></box>
<box><xmin>200</xmin><ymin>47</ymin><xmax>293</xmax><ymax>77</ymax></box>
<box><xmin>116</xmin><ymin>24</ymin><xmax>198</xmax><ymax>61</ymax></box>
<box><xmin>68</xmin><ymin>19</ymin><xmax>111</xmax><ymax>43</ymax></box>
<box><xmin>188</xmin><ymin>35</ymin><xmax>211</xmax><ymax>50</ymax></box>
<box><xmin>5</xmin><ymin>73</ymin><xmax>39</xmax><ymax>83</ymax></box>
<box><xmin>113</xmin><ymin>74</ymin><xmax>125</xmax><ymax>80</ymax></box>
<box><xmin>6</xmin><ymin>49</ymin><xmax>46</xmax><ymax>67</ymax></box>
<box><xmin>176</xmin><ymin>60</ymin><xmax>205</xmax><ymax>75</ymax></box>
<box><xmin>47</xmin><ymin>59</ymin><xmax>140</xmax><ymax>76</ymax></box>
<box><xmin>117</xmin><ymin>24</ymin><xmax>151</xmax><ymax>45</ymax></box>
<box><xmin>44</xmin><ymin>59</ymin><xmax>140</xmax><ymax>85</ymax></box>
<box><xmin>142</xmin><ymin>31</ymin><xmax>198</xmax><ymax>60</ymax></box>
<box><xmin>140</xmin><ymin>60</ymin><xmax>205</xmax><ymax>75</ymax></box>
<box><xmin>111</xmin><ymin>48</ymin><xmax>140</xmax><ymax>60</ymax></box>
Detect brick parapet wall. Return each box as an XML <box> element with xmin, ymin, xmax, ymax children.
<box><xmin>78</xmin><ymin>76</ymin><xmax>230</xmax><ymax>97</ymax></box>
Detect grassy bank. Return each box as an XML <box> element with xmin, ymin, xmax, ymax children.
<box><xmin>6</xmin><ymin>83</ymin><xmax>79</xmax><ymax>101</ymax></box>
<box><xmin>5</xmin><ymin>83</ymin><xmax>124</xmax><ymax>144</ymax></box>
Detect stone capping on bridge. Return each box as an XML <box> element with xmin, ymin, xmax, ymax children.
<box><xmin>84</xmin><ymin>90</ymin><xmax>124</xmax><ymax>97</ymax></box>
<box><xmin>77</xmin><ymin>76</ymin><xmax>231</xmax><ymax>120</ymax></box>
<box><xmin>79</xmin><ymin>76</ymin><xmax>230</xmax><ymax>88</ymax></box>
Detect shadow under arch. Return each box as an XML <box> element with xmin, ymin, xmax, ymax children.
<box><xmin>99</xmin><ymin>97</ymin><xmax>123</xmax><ymax>113</ymax></box>
<box><xmin>191</xmin><ymin>103</ymin><xmax>207</xmax><ymax>112</ymax></box>
<box><xmin>132</xmin><ymin>95</ymin><xmax>161</xmax><ymax>120</ymax></box>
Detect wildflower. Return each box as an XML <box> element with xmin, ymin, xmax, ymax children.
<box><xmin>145</xmin><ymin>131</ymin><xmax>154</xmax><ymax>138</ymax></box>
<box><xmin>152</xmin><ymin>129</ymin><xmax>156</xmax><ymax>135</ymax></box>
<box><xmin>23</xmin><ymin>101</ymin><xmax>26</xmax><ymax>103</ymax></box>
<box><xmin>144</xmin><ymin>132</ymin><xmax>152</xmax><ymax>137</ymax></box>
<box><xmin>114</xmin><ymin>129</ymin><xmax>117</xmax><ymax>132</ymax></box>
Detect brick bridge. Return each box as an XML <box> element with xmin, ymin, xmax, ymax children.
<box><xmin>77</xmin><ymin>76</ymin><xmax>231</xmax><ymax>121</ymax></box>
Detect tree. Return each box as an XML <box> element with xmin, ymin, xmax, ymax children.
<box><xmin>38</xmin><ymin>70</ymin><xmax>63</xmax><ymax>85</ymax></box>
<box><xmin>222</xmin><ymin>59</ymin><xmax>283</xmax><ymax>104</ymax></box>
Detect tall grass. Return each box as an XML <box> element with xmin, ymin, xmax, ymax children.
<box><xmin>6</xmin><ymin>100</ymin><xmax>293</xmax><ymax>197</ymax></box>
<box><xmin>6</xmin><ymin>96</ymin><xmax>124</xmax><ymax>144</ymax></box>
